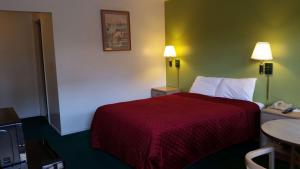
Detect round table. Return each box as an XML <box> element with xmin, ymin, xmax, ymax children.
<box><xmin>261</xmin><ymin>119</ymin><xmax>300</xmax><ymax>169</ymax></box>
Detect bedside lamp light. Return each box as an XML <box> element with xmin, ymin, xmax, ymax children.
<box><xmin>251</xmin><ymin>42</ymin><xmax>273</xmax><ymax>103</ymax></box>
<box><xmin>251</xmin><ymin>42</ymin><xmax>273</xmax><ymax>61</ymax></box>
<box><xmin>164</xmin><ymin>45</ymin><xmax>176</xmax><ymax>67</ymax></box>
<box><xmin>164</xmin><ymin>45</ymin><xmax>181</xmax><ymax>88</ymax></box>
<box><xmin>251</xmin><ymin>42</ymin><xmax>273</xmax><ymax>74</ymax></box>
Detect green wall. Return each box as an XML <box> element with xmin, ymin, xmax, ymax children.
<box><xmin>165</xmin><ymin>0</ymin><xmax>300</xmax><ymax>105</ymax></box>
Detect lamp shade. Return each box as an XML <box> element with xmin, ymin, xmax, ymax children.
<box><xmin>164</xmin><ymin>45</ymin><xmax>176</xmax><ymax>58</ymax></box>
<box><xmin>251</xmin><ymin>42</ymin><xmax>273</xmax><ymax>61</ymax></box>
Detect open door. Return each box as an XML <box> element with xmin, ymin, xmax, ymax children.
<box><xmin>33</xmin><ymin>19</ymin><xmax>49</xmax><ymax>119</ymax></box>
<box><xmin>32</xmin><ymin>13</ymin><xmax>61</xmax><ymax>133</ymax></box>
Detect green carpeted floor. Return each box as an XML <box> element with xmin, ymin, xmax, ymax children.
<box><xmin>22</xmin><ymin>117</ymin><xmax>290</xmax><ymax>169</ymax></box>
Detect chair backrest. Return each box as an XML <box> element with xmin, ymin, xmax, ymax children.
<box><xmin>245</xmin><ymin>147</ymin><xmax>275</xmax><ymax>169</ymax></box>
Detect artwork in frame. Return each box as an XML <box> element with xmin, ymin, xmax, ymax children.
<box><xmin>101</xmin><ymin>10</ymin><xmax>131</xmax><ymax>51</ymax></box>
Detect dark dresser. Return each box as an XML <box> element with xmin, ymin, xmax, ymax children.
<box><xmin>0</xmin><ymin>108</ymin><xmax>64</xmax><ymax>169</ymax></box>
<box><xmin>0</xmin><ymin>108</ymin><xmax>27</xmax><ymax>168</ymax></box>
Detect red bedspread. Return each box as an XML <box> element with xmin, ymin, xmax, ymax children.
<box><xmin>91</xmin><ymin>93</ymin><xmax>260</xmax><ymax>169</ymax></box>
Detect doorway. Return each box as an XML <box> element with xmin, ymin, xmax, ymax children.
<box><xmin>33</xmin><ymin>19</ymin><xmax>49</xmax><ymax>119</ymax></box>
<box><xmin>0</xmin><ymin>11</ymin><xmax>61</xmax><ymax>132</ymax></box>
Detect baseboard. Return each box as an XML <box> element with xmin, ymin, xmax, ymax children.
<box><xmin>59</xmin><ymin>127</ymin><xmax>90</xmax><ymax>136</ymax></box>
<box><xmin>49</xmin><ymin>122</ymin><xmax>62</xmax><ymax>136</ymax></box>
<box><xmin>49</xmin><ymin>123</ymin><xmax>90</xmax><ymax>136</ymax></box>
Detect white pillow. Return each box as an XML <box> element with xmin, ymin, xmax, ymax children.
<box><xmin>215</xmin><ymin>78</ymin><xmax>257</xmax><ymax>101</ymax></box>
<box><xmin>190</xmin><ymin>76</ymin><xmax>223</xmax><ymax>96</ymax></box>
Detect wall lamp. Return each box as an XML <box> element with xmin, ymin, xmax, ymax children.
<box><xmin>251</xmin><ymin>42</ymin><xmax>273</xmax><ymax>103</ymax></box>
<box><xmin>164</xmin><ymin>45</ymin><xmax>177</xmax><ymax>67</ymax></box>
<box><xmin>164</xmin><ymin>45</ymin><xmax>181</xmax><ymax>88</ymax></box>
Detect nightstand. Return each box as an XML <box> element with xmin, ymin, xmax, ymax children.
<box><xmin>260</xmin><ymin>108</ymin><xmax>300</xmax><ymax>166</ymax></box>
<box><xmin>151</xmin><ymin>86</ymin><xmax>180</xmax><ymax>98</ymax></box>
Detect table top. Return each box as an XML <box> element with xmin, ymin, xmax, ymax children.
<box><xmin>261</xmin><ymin>119</ymin><xmax>300</xmax><ymax>147</ymax></box>
<box><xmin>152</xmin><ymin>86</ymin><xmax>180</xmax><ymax>92</ymax></box>
<box><xmin>263</xmin><ymin>108</ymin><xmax>300</xmax><ymax>119</ymax></box>
<box><xmin>0</xmin><ymin>107</ymin><xmax>20</xmax><ymax>126</ymax></box>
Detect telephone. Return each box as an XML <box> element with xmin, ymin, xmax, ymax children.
<box><xmin>269</xmin><ymin>101</ymin><xmax>294</xmax><ymax>113</ymax></box>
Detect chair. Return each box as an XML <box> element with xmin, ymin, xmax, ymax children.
<box><xmin>245</xmin><ymin>147</ymin><xmax>275</xmax><ymax>169</ymax></box>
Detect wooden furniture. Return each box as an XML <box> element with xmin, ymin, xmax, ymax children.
<box><xmin>261</xmin><ymin>108</ymin><xmax>300</xmax><ymax>123</ymax></box>
<box><xmin>261</xmin><ymin>119</ymin><xmax>300</xmax><ymax>169</ymax></box>
<box><xmin>26</xmin><ymin>140</ymin><xmax>64</xmax><ymax>169</ymax></box>
<box><xmin>151</xmin><ymin>86</ymin><xmax>180</xmax><ymax>98</ymax></box>
<box><xmin>260</xmin><ymin>108</ymin><xmax>300</xmax><ymax>168</ymax></box>
<box><xmin>0</xmin><ymin>108</ymin><xmax>64</xmax><ymax>169</ymax></box>
<box><xmin>0</xmin><ymin>108</ymin><xmax>27</xmax><ymax>168</ymax></box>
<box><xmin>0</xmin><ymin>108</ymin><xmax>21</xmax><ymax>126</ymax></box>
<box><xmin>245</xmin><ymin>147</ymin><xmax>275</xmax><ymax>169</ymax></box>
<box><xmin>260</xmin><ymin>108</ymin><xmax>300</xmax><ymax>146</ymax></box>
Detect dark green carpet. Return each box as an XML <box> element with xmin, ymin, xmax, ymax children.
<box><xmin>22</xmin><ymin>117</ymin><xmax>290</xmax><ymax>169</ymax></box>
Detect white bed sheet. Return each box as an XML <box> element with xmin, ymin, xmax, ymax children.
<box><xmin>254</xmin><ymin>102</ymin><xmax>264</xmax><ymax>110</ymax></box>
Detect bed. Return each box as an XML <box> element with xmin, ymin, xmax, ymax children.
<box><xmin>91</xmin><ymin>92</ymin><xmax>260</xmax><ymax>169</ymax></box>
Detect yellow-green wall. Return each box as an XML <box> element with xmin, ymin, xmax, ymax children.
<box><xmin>165</xmin><ymin>0</ymin><xmax>300</xmax><ymax>105</ymax></box>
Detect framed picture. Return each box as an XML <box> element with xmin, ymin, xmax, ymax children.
<box><xmin>101</xmin><ymin>10</ymin><xmax>131</xmax><ymax>51</ymax></box>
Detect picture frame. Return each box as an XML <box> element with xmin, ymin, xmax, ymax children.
<box><xmin>100</xmin><ymin>10</ymin><xmax>131</xmax><ymax>51</ymax></box>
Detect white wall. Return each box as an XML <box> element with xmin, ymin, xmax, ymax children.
<box><xmin>0</xmin><ymin>0</ymin><xmax>166</xmax><ymax>135</ymax></box>
<box><xmin>0</xmin><ymin>12</ymin><xmax>41</xmax><ymax>118</ymax></box>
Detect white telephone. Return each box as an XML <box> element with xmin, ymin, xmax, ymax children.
<box><xmin>269</xmin><ymin>100</ymin><xmax>294</xmax><ymax>113</ymax></box>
